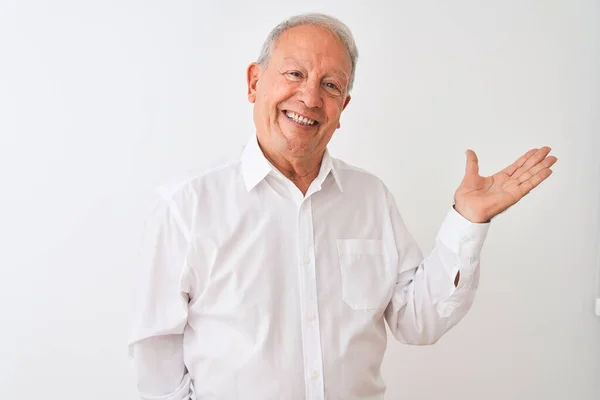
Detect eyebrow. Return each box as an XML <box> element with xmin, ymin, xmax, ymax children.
<box><xmin>282</xmin><ymin>57</ymin><xmax>350</xmax><ymax>82</ymax></box>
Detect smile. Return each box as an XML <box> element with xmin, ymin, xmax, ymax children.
<box><xmin>284</xmin><ymin>110</ymin><xmax>318</xmax><ymax>126</ymax></box>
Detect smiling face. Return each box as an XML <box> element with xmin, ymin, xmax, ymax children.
<box><xmin>247</xmin><ymin>24</ymin><xmax>352</xmax><ymax>166</ymax></box>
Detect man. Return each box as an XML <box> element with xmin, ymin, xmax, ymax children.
<box><xmin>128</xmin><ymin>13</ymin><xmax>557</xmax><ymax>400</ymax></box>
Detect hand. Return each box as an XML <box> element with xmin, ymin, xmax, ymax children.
<box><xmin>453</xmin><ymin>147</ymin><xmax>558</xmax><ymax>223</ymax></box>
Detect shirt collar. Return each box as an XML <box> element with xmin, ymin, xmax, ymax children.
<box><xmin>240</xmin><ymin>134</ymin><xmax>343</xmax><ymax>193</ymax></box>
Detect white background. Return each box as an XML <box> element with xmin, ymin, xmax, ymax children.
<box><xmin>1</xmin><ymin>0</ymin><xmax>599</xmax><ymax>399</ymax></box>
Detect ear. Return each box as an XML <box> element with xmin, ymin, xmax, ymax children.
<box><xmin>337</xmin><ymin>95</ymin><xmax>352</xmax><ymax>129</ymax></box>
<box><xmin>246</xmin><ymin>62</ymin><xmax>261</xmax><ymax>103</ymax></box>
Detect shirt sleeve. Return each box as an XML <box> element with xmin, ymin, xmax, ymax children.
<box><xmin>128</xmin><ymin>190</ymin><xmax>195</xmax><ymax>399</ymax></box>
<box><xmin>383</xmin><ymin>188</ymin><xmax>490</xmax><ymax>345</ymax></box>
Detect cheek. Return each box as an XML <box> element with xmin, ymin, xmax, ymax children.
<box><xmin>272</xmin><ymin>80</ymin><xmax>298</xmax><ymax>103</ymax></box>
<box><xmin>256</xmin><ymin>91</ymin><xmax>274</xmax><ymax>121</ymax></box>
<box><xmin>323</xmin><ymin>102</ymin><xmax>344</xmax><ymax>124</ymax></box>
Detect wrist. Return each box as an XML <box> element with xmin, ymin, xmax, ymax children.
<box><xmin>452</xmin><ymin>204</ymin><xmax>490</xmax><ymax>224</ymax></box>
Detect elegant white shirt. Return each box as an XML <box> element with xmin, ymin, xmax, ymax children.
<box><xmin>128</xmin><ymin>134</ymin><xmax>490</xmax><ymax>400</ymax></box>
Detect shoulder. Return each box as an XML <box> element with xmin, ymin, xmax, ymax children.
<box><xmin>332</xmin><ymin>157</ymin><xmax>390</xmax><ymax>193</ymax></box>
<box><xmin>155</xmin><ymin>148</ymin><xmax>244</xmax><ymax>203</ymax></box>
<box><xmin>139</xmin><ymin>155</ymin><xmax>241</xmax><ymax>234</ymax></box>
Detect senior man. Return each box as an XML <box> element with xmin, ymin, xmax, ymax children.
<box><xmin>129</xmin><ymin>13</ymin><xmax>557</xmax><ymax>400</ymax></box>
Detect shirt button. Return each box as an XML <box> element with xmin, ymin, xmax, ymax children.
<box><xmin>307</xmin><ymin>313</ymin><xmax>316</xmax><ymax>322</ymax></box>
<box><xmin>311</xmin><ymin>371</ymin><xmax>320</xmax><ymax>381</ymax></box>
<box><xmin>303</xmin><ymin>256</ymin><xmax>311</xmax><ymax>264</ymax></box>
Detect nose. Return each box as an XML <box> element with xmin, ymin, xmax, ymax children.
<box><xmin>299</xmin><ymin>80</ymin><xmax>323</xmax><ymax>109</ymax></box>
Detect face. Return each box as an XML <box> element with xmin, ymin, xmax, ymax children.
<box><xmin>247</xmin><ymin>25</ymin><xmax>352</xmax><ymax>163</ymax></box>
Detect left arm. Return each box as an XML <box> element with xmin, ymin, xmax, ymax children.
<box><xmin>384</xmin><ymin>146</ymin><xmax>557</xmax><ymax>344</ymax></box>
<box><xmin>383</xmin><ymin>197</ymin><xmax>489</xmax><ymax>345</ymax></box>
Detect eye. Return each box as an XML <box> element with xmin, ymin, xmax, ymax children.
<box><xmin>324</xmin><ymin>82</ymin><xmax>343</xmax><ymax>95</ymax></box>
<box><xmin>287</xmin><ymin>71</ymin><xmax>303</xmax><ymax>79</ymax></box>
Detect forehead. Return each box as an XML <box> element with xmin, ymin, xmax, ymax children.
<box><xmin>272</xmin><ymin>25</ymin><xmax>352</xmax><ymax>75</ymax></box>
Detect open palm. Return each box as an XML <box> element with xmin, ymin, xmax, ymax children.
<box><xmin>454</xmin><ymin>147</ymin><xmax>558</xmax><ymax>223</ymax></box>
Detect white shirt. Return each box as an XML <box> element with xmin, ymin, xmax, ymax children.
<box><xmin>128</xmin><ymin>134</ymin><xmax>490</xmax><ymax>400</ymax></box>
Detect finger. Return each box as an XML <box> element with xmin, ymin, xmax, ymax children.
<box><xmin>512</xmin><ymin>146</ymin><xmax>552</xmax><ymax>180</ymax></box>
<box><xmin>517</xmin><ymin>155</ymin><xmax>558</xmax><ymax>184</ymax></box>
<box><xmin>519</xmin><ymin>167</ymin><xmax>553</xmax><ymax>196</ymax></box>
<box><xmin>501</xmin><ymin>148</ymin><xmax>538</xmax><ymax>176</ymax></box>
<box><xmin>465</xmin><ymin>149</ymin><xmax>479</xmax><ymax>176</ymax></box>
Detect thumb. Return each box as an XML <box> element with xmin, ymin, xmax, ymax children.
<box><xmin>465</xmin><ymin>149</ymin><xmax>479</xmax><ymax>176</ymax></box>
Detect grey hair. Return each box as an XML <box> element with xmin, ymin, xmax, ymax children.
<box><xmin>256</xmin><ymin>13</ymin><xmax>359</xmax><ymax>92</ymax></box>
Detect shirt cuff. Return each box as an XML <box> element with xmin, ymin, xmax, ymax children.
<box><xmin>139</xmin><ymin>373</ymin><xmax>192</xmax><ymax>400</ymax></box>
<box><xmin>436</xmin><ymin>206</ymin><xmax>491</xmax><ymax>262</ymax></box>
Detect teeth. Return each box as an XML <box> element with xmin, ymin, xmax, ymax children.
<box><xmin>286</xmin><ymin>111</ymin><xmax>315</xmax><ymax>126</ymax></box>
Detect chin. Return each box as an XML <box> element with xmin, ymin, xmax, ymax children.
<box><xmin>268</xmin><ymin>125</ymin><xmax>318</xmax><ymax>155</ymax></box>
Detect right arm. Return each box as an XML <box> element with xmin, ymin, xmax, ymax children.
<box><xmin>128</xmin><ymin>192</ymin><xmax>194</xmax><ymax>400</ymax></box>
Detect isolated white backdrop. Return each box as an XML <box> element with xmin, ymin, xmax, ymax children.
<box><xmin>1</xmin><ymin>1</ymin><xmax>599</xmax><ymax>399</ymax></box>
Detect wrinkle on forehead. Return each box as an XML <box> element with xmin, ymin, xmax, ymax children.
<box><xmin>272</xmin><ymin>25</ymin><xmax>352</xmax><ymax>80</ymax></box>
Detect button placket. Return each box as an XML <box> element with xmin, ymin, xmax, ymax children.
<box><xmin>297</xmin><ymin>198</ymin><xmax>325</xmax><ymax>400</ymax></box>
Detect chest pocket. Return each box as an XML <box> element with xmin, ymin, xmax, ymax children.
<box><xmin>336</xmin><ymin>239</ymin><xmax>395</xmax><ymax>311</ymax></box>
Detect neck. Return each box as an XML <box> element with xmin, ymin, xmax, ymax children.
<box><xmin>258</xmin><ymin>140</ymin><xmax>323</xmax><ymax>196</ymax></box>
